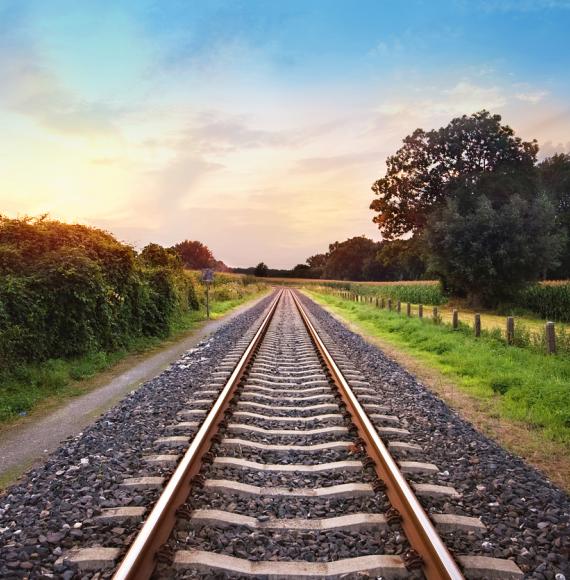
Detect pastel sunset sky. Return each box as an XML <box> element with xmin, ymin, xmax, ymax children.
<box><xmin>1</xmin><ymin>0</ymin><xmax>569</xmax><ymax>267</ymax></box>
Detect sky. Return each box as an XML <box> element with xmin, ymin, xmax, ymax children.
<box><xmin>1</xmin><ymin>0</ymin><xmax>570</xmax><ymax>268</ymax></box>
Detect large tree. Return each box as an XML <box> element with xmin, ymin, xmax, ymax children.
<box><xmin>254</xmin><ymin>262</ymin><xmax>269</xmax><ymax>277</ymax></box>
<box><xmin>172</xmin><ymin>240</ymin><xmax>214</xmax><ymax>269</ymax></box>
<box><xmin>324</xmin><ymin>236</ymin><xmax>378</xmax><ymax>281</ymax></box>
<box><xmin>374</xmin><ymin>238</ymin><xmax>427</xmax><ymax>281</ymax></box>
<box><xmin>425</xmin><ymin>194</ymin><xmax>564</xmax><ymax>306</ymax></box>
<box><xmin>370</xmin><ymin>110</ymin><xmax>538</xmax><ymax>239</ymax></box>
<box><xmin>306</xmin><ymin>253</ymin><xmax>328</xmax><ymax>278</ymax></box>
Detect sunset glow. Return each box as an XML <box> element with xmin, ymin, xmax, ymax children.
<box><xmin>1</xmin><ymin>0</ymin><xmax>570</xmax><ymax>267</ymax></box>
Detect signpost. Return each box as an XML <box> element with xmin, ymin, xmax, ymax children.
<box><xmin>202</xmin><ymin>268</ymin><xmax>214</xmax><ymax>319</ymax></box>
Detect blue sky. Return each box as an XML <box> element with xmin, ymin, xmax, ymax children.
<box><xmin>1</xmin><ymin>0</ymin><xmax>569</xmax><ymax>266</ymax></box>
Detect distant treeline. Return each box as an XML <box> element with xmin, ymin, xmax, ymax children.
<box><xmin>0</xmin><ymin>217</ymin><xmax>200</xmax><ymax>367</ymax></box>
<box><xmin>234</xmin><ymin>236</ymin><xmax>426</xmax><ymax>281</ymax></box>
<box><xmin>243</xmin><ymin>111</ymin><xmax>570</xmax><ymax>309</ymax></box>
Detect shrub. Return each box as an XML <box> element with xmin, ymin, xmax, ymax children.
<box><xmin>0</xmin><ymin>216</ymin><xmax>199</xmax><ymax>367</ymax></box>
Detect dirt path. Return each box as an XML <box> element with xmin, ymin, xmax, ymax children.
<box><xmin>0</xmin><ymin>295</ymin><xmax>267</xmax><ymax>488</ymax></box>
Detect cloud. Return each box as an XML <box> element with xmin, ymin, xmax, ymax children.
<box><xmin>295</xmin><ymin>151</ymin><xmax>382</xmax><ymax>173</ymax></box>
<box><xmin>516</xmin><ymin>90</ymin><xmax>549</xmax><ymax>104</ymax></box>
<box><xmin>368</xmin><ymin>38</ymin><xmax>404</xmax><ymax>57</ymax></box>
<box><xmin>443</xmin><ymin>81</ymin><xmax>507</xmax><ymax>112</ymax></box>
<box><xmin>143</xmin><ymin>110</ymin><xmax>345</xmax><ymax>157</ymax></box>
<box><xmin>90</xmin><ymin>157</ymin><xmax>119</xmax><ymax>166</ymax></box>
<box><xmin>539</xmin><ymin>140</ymin><xmax>570</xmax><ymax>158</ymax></box>
<box><xmin>184</xmin><ymin>111</ymin><xmax>298</xmax><ymax>153</ymax></box>
<box><xmin>462</xmin><ymin>0</ymin><xmax>570</xmax><ymax>11</ymax></box>
<box><xmin>0</xmin><ymin>17</ymin><xmax>119</xmax><ymax>136</ymax></box>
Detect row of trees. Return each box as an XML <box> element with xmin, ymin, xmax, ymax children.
<box><xmin>235</xmin><ymin>237</ymin><xmax>427</xmax><ymax>281</ymax></box>
<box><xmin>245</xmin><ymin>111</ymin><xmax>569</xmax><ymax>307</ymax></box>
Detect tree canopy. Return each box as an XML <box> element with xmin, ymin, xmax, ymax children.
<box><xmin>254</xmin><ymin>262</ymin><xmax>269</xmax><ymax>277</ymax></box>
<box><xmin>324</xmin><ymin>236</ymin><xmax>378</xmax><ymax>281</ymax></box>
<box><xmin>370</xmin><ymin>110</ymin><xmax>538</xmax><ymax>239</ymax></box>
<box><xmin>539</xmin><ymin>153</ymin><xmax>570</xmax><ymax>278</ymax></box>
<box><xmin>425</xmin><ymin>194</ymin><xmax>564</xmax><ymax>305</ymax></box>
<box><xmin>172</xmin><ymin>240</ymin><xmax>214</xmax><ymax>269</ymax></box>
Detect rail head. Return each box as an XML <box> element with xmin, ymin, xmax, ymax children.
<box><xmin>113</xmin><ymin>289</ymin><xmax>284</xmax><ymax>580</ymax></box>
<box><xmin>290</xmin><ymin>289</ymin><xmax>464</xmax><ymax>580</ymax></box>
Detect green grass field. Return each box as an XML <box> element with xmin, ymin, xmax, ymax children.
<box><xmin>307</xmin><ymin>290</ymin><xmax>570</xmax><ymax>445</ymax></box>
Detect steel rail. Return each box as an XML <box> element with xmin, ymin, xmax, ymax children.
<box><xmin>290</xmin><ymin>289</ymin><xmax>464</xmax><ymax>580</ymax></box>
<box><xmin>113</xmin><ymin>289</ymin><xmax>284</xmax><ymax>580</ymax></box>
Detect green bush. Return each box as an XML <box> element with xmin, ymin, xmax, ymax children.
<box><xmin>0</xmin><ymin>216</ymin><xmax>199</xmax><ymax>367</ymax></box>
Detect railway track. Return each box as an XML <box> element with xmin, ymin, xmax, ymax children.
<box><xmin>65</xmin><ymin>289</ymin><xmax>524</xmax><ymax>579</ymax></box>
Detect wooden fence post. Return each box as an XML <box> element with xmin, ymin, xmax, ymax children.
<box><xmin>452</xmin><ymin>309</ymin><xmax>459</xmax><ymax>329</ymax></box>
<box><xmin>506</xmin><ymin>317</ymin><xmax>515</xmax><ymax>345</ymax></box>
<box><xmin>418</xmin><ymin>304</ymin><xmax>423</xmax><ymax>319</ymax></box>
<box><xmin>381</xmin><ymin>297</ymin><xmax>385</xmax><ymax>309</ymax></box>
<box><xmin>546</xmin><ymin>322</ymin><xmax>556</xmax><ymax>354</ymax></box>
<box><xmin>387</xmin><ymin>299</ymin><xmax>392</xmax><ymax>311</ymax></box>
<box><xmin>397</xmin><ymin>300</ymin><xmax>401</xmax><ymax>314</ymax></box>
<box><xmin>406</xmin><ymin>303</ymin><xmax>411</xmax><ymax>317</ymax></box>
<box><xmin>433</xmin><ymin>306</ymin><xmax>439</xmax><ymax>323</ymax></box>
<box><xmin>474</xmin><ymin>313</ymin><xmax>481</xmax><ymax>337</ymax></box>
<box><xmin>375</xmin><ymin>297</ymin><xmax>379</xmax><ymax>307</ymax></box>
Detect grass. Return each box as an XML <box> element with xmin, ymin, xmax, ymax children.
<box><xmin>306</xmin><ymin>290</ymin><xmax>570</xmax><ymax>445</ymax></box>
<box><xmin>396</xmin><ymin>301</ymin><xmax>570</xmax><ymax>340</ymax></box>
<box><xmin>310</xmin><ymin>285</ymin><xmax>570</xmax><ymax>351</ymax></box>
<box><xmin>0</xmin><ymin>289</ymin><xmax>267</xmax><ymax>425</ymax></box>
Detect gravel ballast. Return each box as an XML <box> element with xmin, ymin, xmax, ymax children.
<box><xmin>1</xmin><ymin>289</ymin><xmax>567</xmax><ymax>579</ymax></box>
<box><xmin>0</xmin><ymin>294</ymin><xmax>275</xmax><ymax>578</ymax></box>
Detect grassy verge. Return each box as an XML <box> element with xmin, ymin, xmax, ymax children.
<box><xmin>306</xmin><ymin>290</ymin><xmax>570</xmax><ymax>487</ymax></box>
<box><xmin>0</xmin><ymin>290</ymin><xmax>267</xmax><ymax>426</ymax></box>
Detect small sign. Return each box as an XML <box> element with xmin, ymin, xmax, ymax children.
<box><xmin>202</xmin><ymin>268</ymin><xmax>214</xmax><ymax>283</ymax></box>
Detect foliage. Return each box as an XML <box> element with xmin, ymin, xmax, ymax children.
<box><xmin>254</xmin><ymin>262</ymin><xmax>269</xmax><ymax>277</ymax></box>
<box><xmin>425</xmin><ymin>194</ymin><xmax>564</xmax><ymax>306</ymax></box>
<box><xmin>0</xmin><ymin>264</ymin><xmax>266</xmax><ymax>423</ymax></box>
<box><xmin>140</xmin><ymin>243</ymin><xmax>181</xmax><ymax>269</ymax></box>
<box><xmin>324</xmin><ymin>236</ymin><xmax>377</xmax><ymax>280</ymax></box>
<box><xmin>291</xmin><ymin>264</ymin><xmax>312</xmax><ymax>278</ymax></box>
<box><xmin>306</xmin><ymin>253</ymin><xmax>328</xmax><ymax>278</ymax></box>
<box><xmin>310</xmin><ymin>291</ymin><xmax>570</xmax><ymax>443</ymax></box>
<box><xmin>172</xmin><ymin>239</ymin><xmax>214</xmax><ymax>269</ymax></box>
<box><xmin>368</xmin><ymin>110</ymin><xmax>570</xmax><ymax>305</ymax></box>
<box><xmin>539</xmin><ymin>153</ymin><xmax>570</xmax><ymax>278</ymax></box>
<box><xmin>208</xmin><ymin>273</ymin><xmax>267</xmax><ymax>302</ymax></box>
<box><xmin>374</xmin><ymin>238</ymin><xmax>427</xmax><ymax>280</ymax></box>
<box><xmin>319</xmin><ymin>281</ymin><xmax>446</xmax><ymax>305</ymax></box>
<box><xmin>515</xmin><ymin>282</ymin><xmax>570</xmax><ymax>323</ymax></box>
<box><xmin>0</xmin><ymin>217</ymin><xmax>199</xmax><ymax>368</ymax></box>
<box><xmin>234</xmin><ymin>237</ymin><xmax>428</xmax><ymax>282</ymax></box>
<box><xmin>370</xmin><ymin>110</ymin><xmax>538</xmax><ymax>239</ymax></box>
